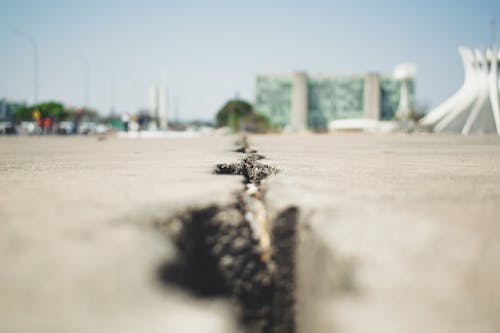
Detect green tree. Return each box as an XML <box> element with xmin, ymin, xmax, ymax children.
<box><xmin>65</xmin><ymin>107</ymin><xmax>99</xmax><ymax>121</ymax></box>
<box><xmin>15</xmin><ymin>101</ymin><xmax>67</xmax><ymax>121</ymax></box>
<box><xmin>216</xmin><ymin>100</ymin><xmax>253</xmax><ymax>128</ymax></box>
<box><xmin>215</xmin><ymin>99</ymin><xmax>272</xmax><ymax>133</ymax></box>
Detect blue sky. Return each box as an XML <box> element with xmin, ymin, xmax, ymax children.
<box><xmin>0</xmin><ymin>0</ymin><xmax>498</xmax><ymax>120</ymax></box>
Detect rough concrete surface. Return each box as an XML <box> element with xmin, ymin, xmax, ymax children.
<box><xmin>1</xmin><ymin>134</ymin><xmax>500</xmax><ymax>333</ymax></box>
<box><xmin>0</xmin><ymin>136</ymin><xmax>243</xmax><ymax>333</ymax></box>
<box><xmin>251</xmin><ymin>134</ymin><xmax>500</xmax><ymax>333</ymax></box>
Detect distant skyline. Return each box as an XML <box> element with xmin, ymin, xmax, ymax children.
<box><xmin>1</xmin><ymin>0</ymin><xmax>499</xmax><ymax>120</ymax></box>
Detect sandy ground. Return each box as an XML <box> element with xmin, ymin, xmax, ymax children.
<box><xmin>1</xmin><ymin>134</ymin><xmax>500</xmax><ymax>333</ymax></box>
<box><xmin>251</xmin><ymin>133</ymin><xmax>500</xmax><ymax>333</ymax></box>
<box><xmin>0</xmin><ymin>136</ymin><xmax>243</xmax><ymax>333</ymax></box>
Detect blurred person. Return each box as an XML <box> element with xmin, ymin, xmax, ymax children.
<box><xmin>43</xmin><ymin>117</ymin><xmax>52</xmax><ymax>135</ymax></box>
<box><xmin>37</xmin><ymin>118</ymin><xmax>43</xmax><ymax>134</ymax></box>
<box><xmin>73</xmin><ymin>107</ymin><xmax>83</xmax><ymax>135</ymax></box>
<box><xmin>137</xmin><ymin>113</ymin><xmax>145</xmax><ymax>132</ymax></box>
<box><xmin>121</xmin><ymin>113</ymin><xmax>130</xmax><ymax>132</ymax></box>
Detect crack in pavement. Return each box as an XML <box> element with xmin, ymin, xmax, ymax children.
<box><xmin>155</xmin><ymin>136</ymin><xmax>298</xmax><ymax>333</ymax></box>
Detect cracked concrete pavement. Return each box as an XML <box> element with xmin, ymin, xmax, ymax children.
<box><xmin>1</xmin><ymin>134</ymin><xmax>500</xmax><ymax>333</ymax></box>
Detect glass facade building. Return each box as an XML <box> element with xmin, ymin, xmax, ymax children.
<box><xmin>380</xmin><ymin>77</ymin><xmax>415</xmax><ymax>121</ymax></box>
<box><xmin>0</xmin><ymin>99</ymin><xmax>24</xmax><ymax>121</ymax></box>
<box><xmin>255</xmin><ymin>73</ymin><xmax>415</xmax><ymax>130</ymax></box>
<box><xmin>254</xmin><ymin>75</ymin><xmax>292</xmax><ymax>128</ymax></box>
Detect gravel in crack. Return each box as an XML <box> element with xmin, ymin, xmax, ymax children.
<box><xmin>156</xmin><ymin>137</ymin><xmax>294</xmax><ymax>333</ymax></box>
<box><xmin>215</xmin><ymin>154</ymin><xmax>279</xmax><ymax>185</ymax></box>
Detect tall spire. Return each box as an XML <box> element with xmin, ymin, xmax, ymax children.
<box><xmin>421</xmin><ymin>47</ymin><xmax>500</xmax><ymax>135</ymax></box>
<box><xmin>491</xmin><ymin>16</ymin><xmax>496</xmax><ymax>48</ymax></box>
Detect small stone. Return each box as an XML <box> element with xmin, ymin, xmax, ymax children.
<box><xmin>220</xmin><ymin>255</ymin><xmax>234</xmax><ymax>268</ymax></box>
<box><xmin>232</xmin><ymin>237</ymin><xmax>249</xmax><ymax>251</ymax></box>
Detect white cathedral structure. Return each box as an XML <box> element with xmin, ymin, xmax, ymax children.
<box><xmin>421</xmin><ymin>47</ymin><xmax>500</xmax><ymax>135</ymax></box>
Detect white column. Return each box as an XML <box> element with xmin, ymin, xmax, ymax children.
<box><xmin>291</xmin><ymin>72</ymin><xmax>308</xmax><ymax>131</ymax></box>
<box><xmin>363</xmin><ymin>73</ymin><xmax>381</xmax><ymax>120</ymax></box>
<box><xmin>489</xmin><ymin>48</ymin><xmax>500</xmax><ymax>134</ymax></box>
<box><xmin>158</xmin><ymin>85</ymin><xmax>168</xmax><ymax>130</ymax></box>
<box><xmin>149</xmin><ymin>85</ymin><xmax>158</xmax><ymax>119</ymax></box>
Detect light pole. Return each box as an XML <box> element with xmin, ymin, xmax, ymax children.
<box><xmin>103</xmin><ymin>68</ymin><xmax>115</xmax><ymax>115</ymax></box>
<box><xmin>491</xmin><ymin>17</ymin><xmax>496</xmax><ymax>47</ymax></box>
<box><xmin>12</xmin><ymin>29</ymin><xmax>39</xmax><ymax>104</ymax></box>
<box><xmin>74</xmin><ymin>54</ymin><xmax>90</xmax><ymax>108</ymax></box>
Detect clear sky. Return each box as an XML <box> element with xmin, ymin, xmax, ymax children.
<box><xmin>1</xmin><ymin>0</ymin><xmax>499</xmax><ymax>120</ymax></box>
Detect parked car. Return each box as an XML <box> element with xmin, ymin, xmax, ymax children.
<box><xmin>17</xmin><ymin>121</ymin><xmax>38</xmax><ymax>135</ymax></box>
<box><xmin>57</xmin><ymin>121</ymin><xmax>75</xmax><ymax>135</ymax></box>
<box><xmin>78</xmin><ymin>122</ymin><xmax>96</xmax><ymax>135</ymax></box>
<box><xmin>95</xmin><ymin>123</ymin><xmax>111</xmax><ymax>135</ymax></box>
<box><xmin>78</xmin><ymin>122</ymin><xmax>110</xmax><ymax>135</ymax></box>
<box><xmin>0</xmin><ymin>121</ymin><xmax>16</xmax><ymax>135</ymax></box>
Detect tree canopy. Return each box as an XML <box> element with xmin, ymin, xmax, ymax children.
<box><xmin>215</xmin><ymin>99</ymin><xmax>272</xmax><ymax>133</ymax></box>
<box><xmin>14</xmin><ymin>102</ymin><xmax>100</xmax><ymax>122</ymax></box>
<box><xmin>216</xmin><ymin>100</ymin><xmax>253</xmax><ymax>128</ymax></box>
<box><xmin>15</xmin><ymin>102</ymin><xmax>67</xmax><ymax>121</ymax></box>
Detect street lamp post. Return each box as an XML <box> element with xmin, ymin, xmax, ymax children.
<box><xmin>103</xmin><ymin>68</ymin><xmax>115</xmax><ymax>115</ymax></box>
<box><xmin>12</xmin><ymin>29</ymin><xmax>39</xmax><ymax>104</ymax></box>
<box><xmin>74</xmin><ymin>55</ymin><xmax>90</xmax><ymax>108</ymax></box>
<box><xmin>491</xmin><ymin>17</ymin><xmax>496</xmax><ymax>48</ymax></box>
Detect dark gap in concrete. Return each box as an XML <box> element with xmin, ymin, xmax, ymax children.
<box><xmin>156</xmin><ymin>204</ymin><xmax>298</xmax><ymax>333</ymax></box>
<box><xmin>234</xmin><ymin>136</ymin><xmax>254</xmax><ymax>153</ymax></box>
<box><xmin>270</xmin><ymin>207</ymin><xmax>299</xmax><ymax>333</ymax></box>
<box><xmin>155</xmin><ymin>137</ymin><xmax>296</xmax><ymax>333</ymax></box>
<box><xmin>156</xmin><ymin>206</ymin><xmax>231</xmax><ymax>297</ymax></box>
<box><xmin>234</xmin><ymin>146</ymin><xmax>258</xmax><ymax>154</ymax></box>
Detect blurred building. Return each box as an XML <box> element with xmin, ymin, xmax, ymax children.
<box><xmin>255</xmin><ymin>70</ymin><xmax>415</xmax><ymax>130</ymax></box>
<box><xmin>0</xmin><ymin>99</ymin><xmax>24</xmax><ymax>121</ymax></box>
<box><xmin>421</xmin><ymin>47</ymin><xmax>500</xmax><ymax>135</ymax></box>
<box><xmin>149</xmin><ymin>85</ymin><xmax>168</xmax><ymax>130</ymax></box>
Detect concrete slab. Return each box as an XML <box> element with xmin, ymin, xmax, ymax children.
<box><xmin>3</xmin><ymin>134</ymin><xmax>500</xmax><ymax>333</ymax></box>
<box><xmin>251</xmin><ymin>134</ymin><xmax>500</xmax><ymax>333</ymax></box>
<box><xmin>0</xmin><ymin>136</ymin><xmax>243</xmax><ymax>333</ymax></box>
